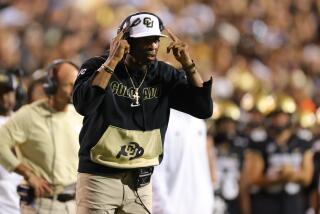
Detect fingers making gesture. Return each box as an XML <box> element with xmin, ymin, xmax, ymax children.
<box><xmin>166</xmin><ymin>28</ymin><xmax>204</xmax><ymax>87</ymax></box>
<box><xmin>108</xmin><ymin>29</ymin><xmax>130</xmax><ymax>64</ymax></box>
<box><xmin>166</xmin><ymin>28</ymin><xmax>193</xmax><ymax>68</ymax></box>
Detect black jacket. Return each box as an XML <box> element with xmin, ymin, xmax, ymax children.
<box><xmin>72</xmin><ymin>55</ymin><xmax>213</xmax><ymax>174</ymax></box>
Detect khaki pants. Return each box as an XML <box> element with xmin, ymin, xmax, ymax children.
<box><xmin>76</xmin><ymin>172</ymin><xmax>152</xmax><ymax>214</ymax></box>
<box><xmin>21</xmin><ymin>198</ymin><xmax>76</xmax><ymax>214</ymax></box>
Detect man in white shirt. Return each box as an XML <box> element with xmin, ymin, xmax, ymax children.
<box><xmin>0</xmin><ymin>71</ymin><xmax>23</xmax><ymax>214</ymax></box>
<box><xmin>152</xmin><ymin>109</ymin><xmax>214</xmax><ymax>214</ymax></box>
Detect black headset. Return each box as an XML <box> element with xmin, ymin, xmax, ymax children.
<box><xmin>43</xmin><ymin>59</ymin><xmax>79</xmax><ymax>95</ymax></box>
<box><xmin>117</xmin><ymin>12</ymin><xmax>165</xmax><ymax>40</ymax></box>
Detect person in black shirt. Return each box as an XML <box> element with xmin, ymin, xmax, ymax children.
<box><xmin>211</xmin><ymin>100</ymin><xmax>247</xmax><ymax>214</ymax></box>
<box><xmin>72</xmin><ymin>12</ymin><xmax>213</xmax><ymax>214</ymax></box>
<box><xmin>244</xmin><ymin>96</ymin><xmax>313</xmax><ymax>214</ymax></box>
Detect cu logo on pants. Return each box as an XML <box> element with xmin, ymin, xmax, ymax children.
<box><xmin>143</xmin><ymin>18</ymin><xmax>154</xmax><ymax>28</ymax></box>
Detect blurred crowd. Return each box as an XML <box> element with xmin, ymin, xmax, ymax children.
<box><xmin>1</xmin><ymin>0</ymin><xmax>320</xmax><ymax>213</ymax></box>
<box><xmin>1</xmin><ymin>0</ymin><xmax>320</xmax><ymax>115</ymax></box>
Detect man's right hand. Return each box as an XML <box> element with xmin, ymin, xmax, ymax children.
<box><xmin>107</xmin><ymin>29</ymin><xmax>130</xmax><ymax>68</ymax></box>
<box><xmin>15</xmin><ymin>163</ymin><xmax>53</xmax><ymax>197</ymax></box>
<box><xmin>91</xmin><ymin>30</ymin><xmax>129</xmax><ymax>88</ymax></box>
<box><xmin>27</xmin><ymin>174</ymin><xmax>53</xmax><ymax>197</ymax></box>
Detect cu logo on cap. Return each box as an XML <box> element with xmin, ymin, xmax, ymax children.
<box><xmin>143</xmin><ymin>17</ymin><xmax>154</xmax><ymax>28</ymax></box>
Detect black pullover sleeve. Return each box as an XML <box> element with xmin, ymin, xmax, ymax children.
<box><xmin>165</xmin><ymin>65</ymin><xmax>213</xmax><ymax>119</ymax></box>
<box><xmin>72</xmin><ymin>57</ymin><xmax>107</xmax><ymax>116</ymax></box>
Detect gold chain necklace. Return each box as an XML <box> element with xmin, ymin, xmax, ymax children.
<box><xmin>124</xmin><ymin>63</ymin><xmax>148</xmax><ymax>107</ymax></box>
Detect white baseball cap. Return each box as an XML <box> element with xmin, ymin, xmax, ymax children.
<box><xmin>124</xmin><ymin>13</ymin><xmax>167</xmax><ymax>38</ymax></box>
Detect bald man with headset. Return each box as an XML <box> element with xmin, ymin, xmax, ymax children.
<box><xmin>0</xmin><ymin>60</ymin><xmax>82</xmax><ymax>214</ymax></box>
<box><xmin>73</xmin><ymin>12</ymin><xmax>213</xmax><ymax>214</ymax></box>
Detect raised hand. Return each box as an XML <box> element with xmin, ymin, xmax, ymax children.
<box><xmin>108</xmin><ymin>29</ymin><xmax>130</xmax><ymax>65</ymax></box>
<box><xmin>166</xmin><ymin>28</ymin><xmax>193</xmax><ymax>68</ymax></box>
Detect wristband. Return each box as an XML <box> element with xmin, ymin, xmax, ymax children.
<box><xmin>99</xmin><ymin>64</ymin><xmax>114</xmax><ymax>74</ymax></box>
<box><xmin>183</xmin><ymin>60</ymin><xmax>196</xmax><ymax>73</ymax></box>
